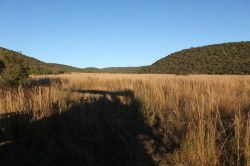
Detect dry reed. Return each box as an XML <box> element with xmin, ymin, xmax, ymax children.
<box><xmin>0</xmin><ymin>73</ymin><xmax>249</xmax><ymax>165</ymax></box>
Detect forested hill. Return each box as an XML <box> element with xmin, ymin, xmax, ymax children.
<box><xmin>0</xmin><ymin>47</ymin><xmax>82</xmax><ymax>74</ymax></box>
<box><xmin>2</xmin><ymin>41</ymin><xmax>250</xmax><ymax>75</ymax></box>
<box><xmin>141</xmin><ymin>42</ymin><xmax>250</xmax><ymax>74</ymax></box>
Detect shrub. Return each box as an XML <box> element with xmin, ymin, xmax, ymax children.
<box><xmin>0</xmin><ymin>60</ymin><xmax>5</xmax><ymax>74</ymax></box>
<box><xmin>0</xmin><ymin>55</ymin><xmax>29</xmax><ymax>86</ymax></box>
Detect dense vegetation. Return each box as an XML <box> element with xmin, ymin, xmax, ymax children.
<box><xmin>0</xmin><ymin>47</ymin><xmax>83</xmax><ymax>75</ymax></box>
<box><xmin>141</xmin><ymin>42</ymin><xmax>250</xmax><ymax>74</ymax></box>
<box><xmin>0</xmin><ymin>54</ymin><xmax>29</xmax><ymax>86</ymax></box>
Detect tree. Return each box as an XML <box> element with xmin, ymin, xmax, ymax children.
<box><xmin>0</xmin><ymin>60</ymin><xmax>5</xmax><ymax>74</ymax></box>
<box><xmin>0</xmin><ymin>56</ymin><xmax>29</xmax><ymax>86</ymax></box>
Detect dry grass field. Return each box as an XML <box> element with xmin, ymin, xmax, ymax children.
<box><xmin>0</xmin><ymin>73</ymin><xmax>250</xmax><ymax>166</ymax></box>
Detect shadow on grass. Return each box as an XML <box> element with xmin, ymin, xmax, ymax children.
<box><xmin>0</xmin><ymin>89</ymin><xmax>159</xmax><ymax>166</ymax></box>
<box><xmin>24</xmin><ymin>78</ymin><xmax>65</xmax><ymax>88</ymax></box>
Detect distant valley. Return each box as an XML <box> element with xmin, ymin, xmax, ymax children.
<box><xmin>1</xmin><ymin>41</ymin><xmax>250</xmax><ymax>75</ymax></box>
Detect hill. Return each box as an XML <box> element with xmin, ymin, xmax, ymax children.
<box><xmin>82</xmin><ymin>66</ymin><xmax>145</xmax><ymax>73</ymax></box>
<box><xmin>102</xmin><ymin>66</ymin><xmax>144</xmax><ymax>73</ymax></box>
<box><xmin>141</xmin><ymin>41</ymin><xmax>250</xmax><ymax>74</ymax></box>
<box><xmin>82</xmin><ymin>67</ymin><xmax>102</xmax><ymax>73</ymax></box>
<box><xmin>48</xmin><ymin>63</ymin><xmax>83</xmax><ymax>73</ymax></box>
<box><xmin>0</xmin><ymin>47</ymin><xmax>82</xmax><ymax>74</ymax></box>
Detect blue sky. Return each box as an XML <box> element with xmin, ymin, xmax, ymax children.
<box><xmin>1</xmin><ymin>0</ymin><xmax>250</xmax><ymax>68</ymax></box>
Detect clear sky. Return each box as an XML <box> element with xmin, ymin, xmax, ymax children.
<box><xmin>1</xmin><ymin>0</ymin><xmax>250</xmax><ymax>68</ymax></box>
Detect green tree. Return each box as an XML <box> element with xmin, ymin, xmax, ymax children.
<box><xmin>0</xmin><ymin>60</ymin><xmax>5</xmax><ymax>74</ymax></box>
<box><xmin>0</xmin><ymin>55</ymin><xmax>29</xmax><ymax>86</ymax></box>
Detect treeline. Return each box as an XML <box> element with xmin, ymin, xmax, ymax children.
<box><xmin>141</xmin><ymin>41</ymin><xmax>250</xmax><ymax>74</ymax></box>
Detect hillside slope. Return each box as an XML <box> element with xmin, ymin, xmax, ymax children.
<box><xmin>0</xmin><ymin>47</ymin><xmax>82</xmax><ymax>74</ymax></box>
<box><xmin>141</xmin><ymin>42</ymin><xmax>250</xmax><ymax>74</ymax></box>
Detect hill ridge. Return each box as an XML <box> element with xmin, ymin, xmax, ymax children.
<box><xmin>0</xmin><ymin>47</ymin><xmax>82</xmax><ymax>74</ymax></box>
<box><xmin>141</xmin><ymin>41</ymin><xmax>250</xmax><ymax>74</ymax></box>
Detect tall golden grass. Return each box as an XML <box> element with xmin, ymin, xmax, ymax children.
<box><xmin>0</xmin><ymin>73</ymin><xmax>250</xmax><ymax>165</ymax></box>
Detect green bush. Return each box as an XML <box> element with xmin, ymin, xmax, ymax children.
<box><xmin>0</xmin><ymin>60</ymin><xmax>5</xmax><ymax>74</ymax></box>
<box><xmin>0</xmin><ymin>55</ymin><xmax>29</xmax><ymax>86</ymax></box>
